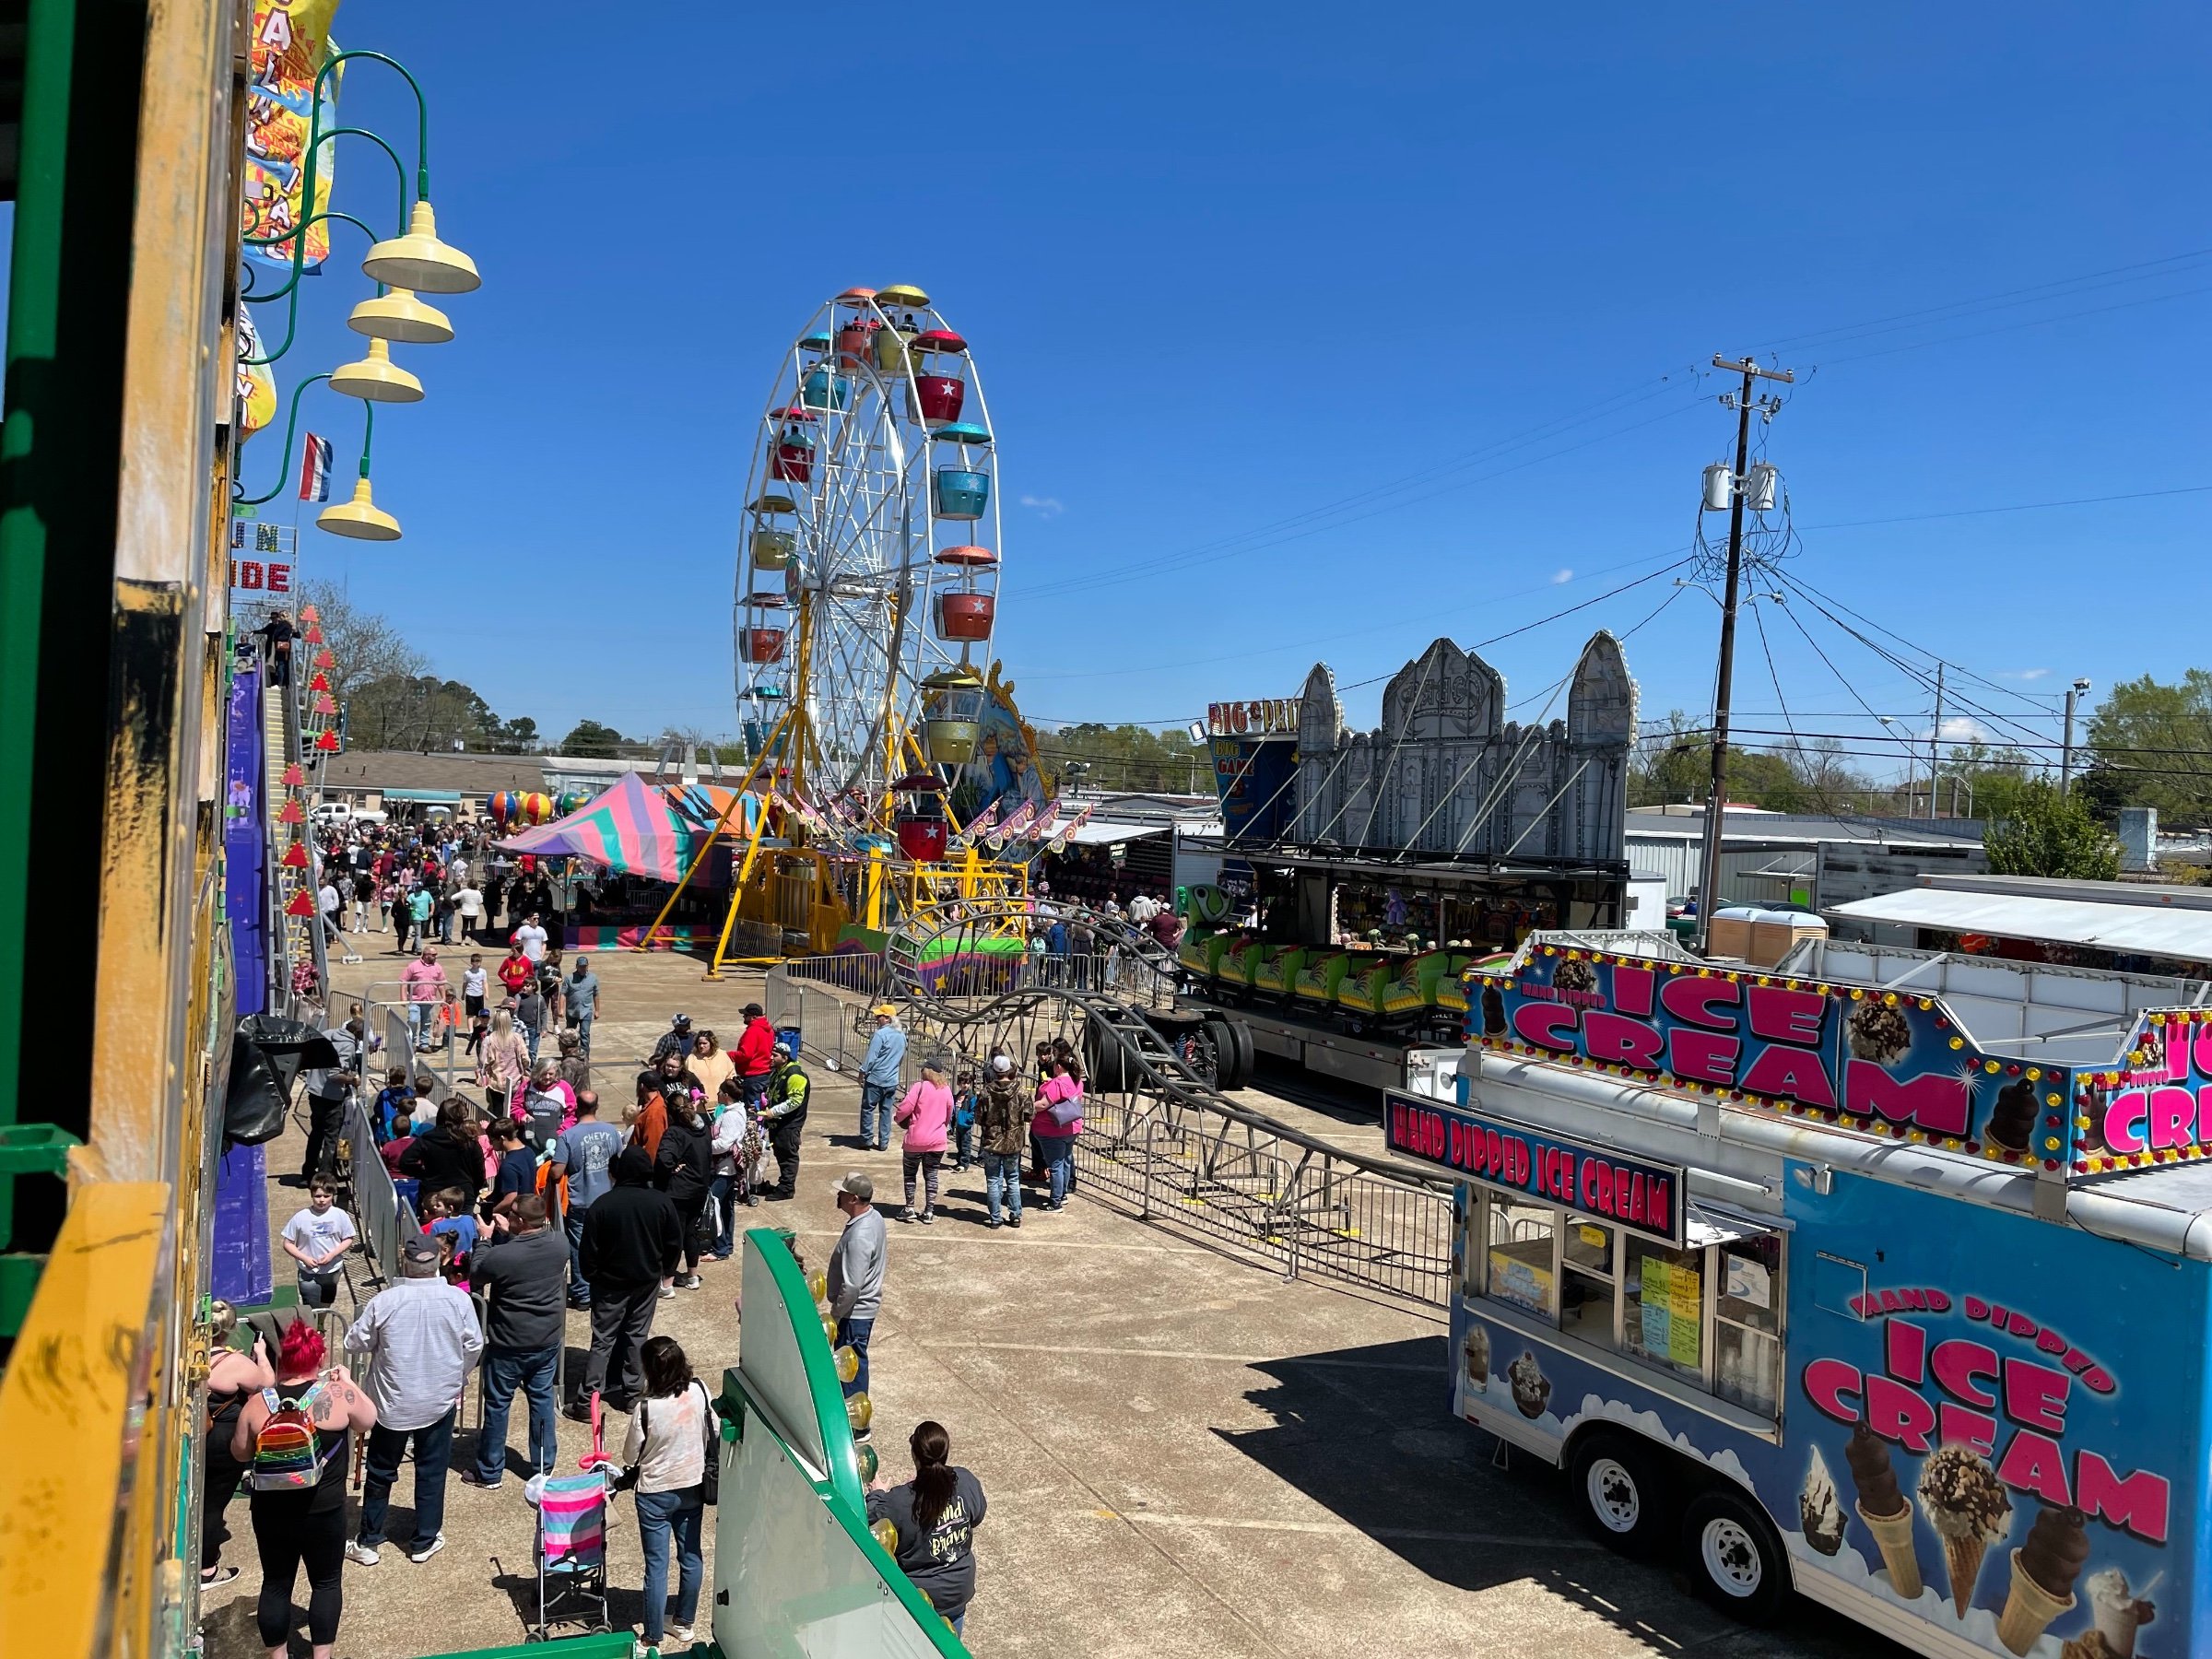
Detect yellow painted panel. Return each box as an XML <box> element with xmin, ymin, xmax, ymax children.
<box><xmin>0</xmin><ymin>1182</ymin><xmax>170</xmax><ymax>1655</ymax></box>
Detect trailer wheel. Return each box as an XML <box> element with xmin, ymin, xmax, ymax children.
<box><xmin>1569</xmin><ymin>1432</ymin><xmax>1674</xmax><ymax>1558</ymax></box>
<box><xmin>1203</xmin><ymin>1015</ymin><xmax>1249</xmax><ymax>1091</ymax></box>
<box><xmin>1083</xmin><ymin>1017</ymin><xmax>1128</xmax><ymax>1092</ymax></box>
<box><xmin>1228</xmin><ymin>1018</ymin><xmax>1255</xmax><ymax>1089</ymax></box>
<box><xmin>1681</xmin><ymin>1487</ymin><xmax>1790</xmax><ymax>1624</ymax></box>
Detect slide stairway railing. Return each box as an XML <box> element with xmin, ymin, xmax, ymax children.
<box><xmin>771</xmin><ymin>899</ymin><xmax>1465</xmax><ymax>1311</ymax></box>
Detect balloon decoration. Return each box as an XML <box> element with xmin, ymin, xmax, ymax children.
<box><xmin>557</xmin><ymin>787</ymin><xmax>592</xmax><ymax>816</ymax></box>
<box><xmin>523</xmin><ymin>792</ymin><xmax>553</xmax><ymax>825</ymax></box>
<box><xmin>488</xmin><ymin>791</ymin><xmax>516</xmax><ymax>827</ymax></box>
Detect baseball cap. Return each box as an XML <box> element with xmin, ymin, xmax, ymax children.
<box><xmin>773</xmin><ymin>1041</ymin><xmax>794</xmax><ymax>1057</ymax></box>
<box><xmin>671</xmin><ymin>1012</ymin><xmax>692</xmax><ymax>1027</ymax></box>
<box><xmin>402</xmin><ymin>1236</ymin><xmax>442</xmax><ymax>1264</ymax></box>
<box><xmin>871</xmin><ymin>1004</ymin><xmax>897</xmax><ymax>1018</ymax></box>
<box><xmin>833</xmin><ymin>1171</ymin><xmax>875</xmax><ymax>1202</ymax></box>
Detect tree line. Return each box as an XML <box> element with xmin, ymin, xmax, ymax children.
<box><xmin>1626</xmin><ymin>673</ymin><xmax>2212</xmax><ymax>881</ymax></box>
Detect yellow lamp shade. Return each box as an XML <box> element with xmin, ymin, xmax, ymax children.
<box><xmin>331</xmin><ymin>337</ymin><xmax>424</xmax><ymax>403</ymax></box>
<box><xmin>347</xmin><ymin>287</ymin><xmax>453</xmax><ymax>345</ymax></box>
<box><xmin>362</xmin><ymin>199</ymin><xmax>480</xmax><ymax>295</ymax></box>
<box><xmin>316</xmin><ymin>477</ymin><xmax>401</xmax><ymax>540</ymax></box>
<box><xmin>877</xmin><ymin>283</ymin><xmax>929</xmax><ymax>310</ymax></box>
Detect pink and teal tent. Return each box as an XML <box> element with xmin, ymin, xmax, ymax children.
<box><xmin>494</xmin><ymin>771</ymin><xmax>708</xmax><ymax>882</ymax></box>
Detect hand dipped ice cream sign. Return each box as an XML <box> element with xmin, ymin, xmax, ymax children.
<box><xmin>1474</xmin><ymin>944</ymin><xmax>2073</xmax><ymax>1170</ymax></box>
<box><xmin>1802</xmin><ymin>1284</ymin><xmax>2169</xmax><ymax>1655</ymax></box>
<box><xmin>1385</xmin><ymin>1091</ymin><xmax>1684</xmax><ymax>1242</ymax></box>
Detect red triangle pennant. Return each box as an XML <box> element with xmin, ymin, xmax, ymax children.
<box><xmin>280</xmin><ymin>841</ymin><xmax>309</xmax><ymax>868</ymax></box>
<box><xmin>313</xmin><ymin>649</ymin><xmax>335</xmax><ymax>669</ymax></box>
<box><xmin>285</xmin><ymin>888</ymin><xmax>317</xmax><ymax>917</ymax></box>
<box><xmin>301</xmin><ymin>624</ymin><xmax>325</xmax><ymax>644</ymax></box>
<box><xmin>307</xmin><ymin>671</ymin><xmax>332</xmax><ymax>694</ymax></box>
<box><xmin>281</xmin><ymin>763</ymin><xmax>304</xmax><ymax>786</ymax></box>
<box><xmin>315</xmin><ymin>729</ymin><xmax>340</xmax><ymax>752</ymax></box>
<box><xmin>298</xmin><ymin>605</ymin><xmax>320</xmax><ymax>624</ymax></box>
<box><xmin>277</xmin><ymin>799</ymin><xmax>303</xmax><ymax>823</ymax></box>
<box><xmin>312</xmin><ymin>692</ymin><xmax>338</xmax><ymax>715</ymax></box>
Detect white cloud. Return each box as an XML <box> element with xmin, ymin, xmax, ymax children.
<box><xmin>2006</xmin><ymin>668</ymin><xmax>2052</xmax><ymax>681</ymax></box>
<box><xmin>1936</xmin><ymin>715</ymin><xmax>1988</xmax><ymax>743</ymax></box>
<box><xmin>1551</xmin><ymin>568</ymin><xmax>1573</xmax><ymax>584</ymax></box>
<box><xmin>1019</xmin><ymin>495</ymin><xmax>1065</xmax><ymax>518</ymax></box>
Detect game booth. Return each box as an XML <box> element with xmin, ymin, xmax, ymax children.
<box><xmin>494</xmin><ymin>771</ymin><xmax>740</xmax><ymax>950</ymax></box>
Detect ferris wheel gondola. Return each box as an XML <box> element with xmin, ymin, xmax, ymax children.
<box><xmin>734</xmin><ymin>287</ymin><xmax>1004</xmax><ymax>813</ymax></box>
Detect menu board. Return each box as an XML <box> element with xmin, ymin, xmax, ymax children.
<box><xmin>1637</xmin><ymin>1258</ymin><xmax>1702</xmax><ymax>1369</ymax></box>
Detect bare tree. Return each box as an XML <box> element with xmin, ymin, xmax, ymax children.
<box><xmin>298</xmin><ymin>579</ymin><xmax>426</xmax><ymax>700</ymax></box>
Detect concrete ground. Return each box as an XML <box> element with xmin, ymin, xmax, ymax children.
<box><xmin>202</xmin><ymin>935</ymin><xmax>1904</xmax><ymax>1659</ymax></box>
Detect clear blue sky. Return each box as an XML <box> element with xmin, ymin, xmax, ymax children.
<box><xmin>257</xmin><ymin>0</ymin><xmax>2208</xmax><ymax>775</ymax></box>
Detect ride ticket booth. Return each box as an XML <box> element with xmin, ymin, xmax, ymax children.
<box><xmin>1389</xmin><ymin>931</ymin><xmax>2211</xmax><ymax>1656</ymax></box>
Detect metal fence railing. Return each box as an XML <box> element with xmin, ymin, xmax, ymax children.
<box><xmin>342</xmin><ymin>1094</ymin><xmax>420</xmax><ymax>1288</ymax></box>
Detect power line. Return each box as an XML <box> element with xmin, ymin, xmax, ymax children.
<box><xmin>1757</xmin><ymin>246</ymin><xmax>2212</xmax><ymax>353</ymax></box>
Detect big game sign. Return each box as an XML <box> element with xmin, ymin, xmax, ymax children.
<box><xmin>1473</xmin><ymin>943</ymin><xmax>2074</xmax><ymax>1172</ymax></box>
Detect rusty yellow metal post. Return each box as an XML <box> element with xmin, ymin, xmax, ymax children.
<box><xmin>635</xmin><ymin>704</ymin><xmax>793</xmax><ymax>953</ymax></box>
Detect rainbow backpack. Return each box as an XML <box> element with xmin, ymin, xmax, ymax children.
<box><xmin>249</xmin><ymin>1384</ymin><xmax>336</xmax><ymax>1491</ymax></box>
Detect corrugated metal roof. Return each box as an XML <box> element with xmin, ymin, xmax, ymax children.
<box><xmin>1827</xmin><ymin>886</ymin><xmax>2212</xmax><ymax>959</ymax></box>
<box><xmin>1626</xmin><ymin>808</ymin><xmax>1983</xmax><ymax>847</ymax></box>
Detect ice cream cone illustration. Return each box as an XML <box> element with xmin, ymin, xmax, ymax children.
<box><xmin>1857</xmin><ymin>1499</ymin><xmax>1923</xmax><ymax>1599</ymax></box>
<box><xmin>1942</xmin><ymin>1535</ymin><xmax>1988</xmax><ymax>1618</ymax></box>
<box><xmin>1999</xmin><ymin>1508</ymin><xmax>2088</xmax><ymax>1655</ymax></box>
<box><xmin>1844</xmin><ymin>1423</ymin><xmax>1923</xmax><ymax>1598</ymax></box>
<box><xmin>1918</xmin><ymin>1441</ymin><xmax>2012</xmax><ymax>1616</ymax></box>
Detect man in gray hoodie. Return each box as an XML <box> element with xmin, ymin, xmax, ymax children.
<box><xmin>828</xmin><ymin>1171</ymin><xmax>887</xmax><ymax>1409</ymax></box>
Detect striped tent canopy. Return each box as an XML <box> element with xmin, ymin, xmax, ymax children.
<box><xmin>494</xmin><ymin>771</ymin><xmax>705</xmax><ymax>882</ymax></box>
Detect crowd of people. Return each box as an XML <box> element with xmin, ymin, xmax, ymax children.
<box><xmin>229</xmin><ymin>903</ymin><xmax>1042</xmax><ymax>1654</ymax></box>
<box><xmin>310</xmin><ymin>815</ymin><xmax>568</xmax><ymax>963</ymax></box>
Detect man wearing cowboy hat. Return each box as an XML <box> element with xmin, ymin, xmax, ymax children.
<box><xmin>857</xmin><ymin>1006</ymin><xmax>905</xmax><ymax>1151</ymax></box>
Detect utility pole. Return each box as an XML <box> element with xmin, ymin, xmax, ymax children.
<box><xmin>1926</xmin><ymin>663</ymin><xmax>1946</xmax><ymax>818</ymax></box>
<box><xmin>2062</xmin><ymin>677</ymin><xmax>2091</xmax><ymax>795</ymax></box>
<box><xmin>1696</xmin><ymin>353</ymin><xmax>1794</xmax><ymax>951</ymax></box>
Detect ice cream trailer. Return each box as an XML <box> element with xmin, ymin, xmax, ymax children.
<box><xmin>1389</xmin><ymin>931</ymin><xmax>2212</xmax><ymax>1659</ymax></box>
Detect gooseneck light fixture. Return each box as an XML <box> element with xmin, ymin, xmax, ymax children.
<box><xmin>233</xmin><ymin>373</ymin><xmax>403</xmax><ymax>542</ymax></box>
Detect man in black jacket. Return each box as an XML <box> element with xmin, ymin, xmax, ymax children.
<box><xmin>572</xmin><ymin>1147</ymin><xmax>681</xmax><ymax>1416</ymax></box>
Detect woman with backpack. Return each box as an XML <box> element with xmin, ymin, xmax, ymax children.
<box><xmin>230</xmin><ymin>1317</ymin><xmax>378</xmax><ymax>1659</ymax></box>
<box><xmin>620</xmin><ymin>1335</ymin><xmax>717</xmax><ymax>1653</ymax></box>
<box><xmin>866</xmin><ymin>1420</ymin><xmax>988</xmax><ymax>1633</ymax></box>
<box><xmin>653</xmin><ymin>1090</ymin><xmax>714</xmax><ymax>1290</ymax></box>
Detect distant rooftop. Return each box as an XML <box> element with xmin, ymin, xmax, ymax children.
<box><xmin>1625</xmin><ymin>804</ymin><xmax>1983</xmax><ymax>846</ymax></box>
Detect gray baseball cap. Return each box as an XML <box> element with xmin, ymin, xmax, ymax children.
<box><xmin>833</xmin><ymin>1171</ymin><xmax>874</xmax><ymax>1203</ymax></box>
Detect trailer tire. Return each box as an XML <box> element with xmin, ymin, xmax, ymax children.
<box><xmin>1681</xmin><ymin>1487</ymin><xmax>1790</xmax><ymax>1624</ymax></box>
<box><xmin>1228</xmin><ymin>1018</ymin><xmax>1255</xmax><ymax>1089</ymax></box>
<box><xmin>1569</xmin><ymin>1432</ymin><xmax>1675</xmax><ymax>1558</ymax></box>
<box><xmin>1200</xmin><ymin>1015</ymin><xmax>1243</xmax><ymax>1091</ymax></box>
<box><xmin>1084</xmin><ymin>1017</ymin><xmax>1129</xmax><ymax>1093</ymax></box>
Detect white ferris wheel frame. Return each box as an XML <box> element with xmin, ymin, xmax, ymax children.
<box><xmin>732</xmin><ymin>291</ymin><xmax>1004</xmax><ymax>803</ymax></box>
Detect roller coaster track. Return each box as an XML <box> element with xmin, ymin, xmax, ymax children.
<box><xmin>851</xmin><ymin>899</ymin><xmax>1458</xmax><ymax>1309</ymax></box>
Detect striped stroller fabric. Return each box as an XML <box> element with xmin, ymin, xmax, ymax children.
<box><xmin>535</xmin><ymin>1470</ymin><xmax>609</xmax><ymax>1571</ymax></box>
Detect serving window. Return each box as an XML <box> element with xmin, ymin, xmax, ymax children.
<box><xmin>1462</xmin><ymin>1189</ymin><xmax>1785</xmax><ymax>1421</ymax></box>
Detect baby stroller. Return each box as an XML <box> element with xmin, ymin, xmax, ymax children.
<box><xmin>524</xmin><ymin>1466</ymin><xmax>612</xmax><ymax>1639</ymax></box>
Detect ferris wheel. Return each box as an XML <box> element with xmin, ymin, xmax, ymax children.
<box><xmin>734</xmin><ymin>284</ymin><xmax>1003</xmax><ymax>808</ymax></box>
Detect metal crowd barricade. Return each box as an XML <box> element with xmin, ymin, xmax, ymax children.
<box><xmin>343</xmin><ymin>1094</ymin><xmax>421</xmax><ymax>1290</ymax></box>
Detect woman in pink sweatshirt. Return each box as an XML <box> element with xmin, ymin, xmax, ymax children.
<box><xmin>1032</xmin><ymin>1056</ymin><xmax>1083</xmax><ymax>1211</ymax></box>
<box><xmin>894</xmin><ymin>1061</ymin><xmax>955</xmax><ymax>1224</ymax></box>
